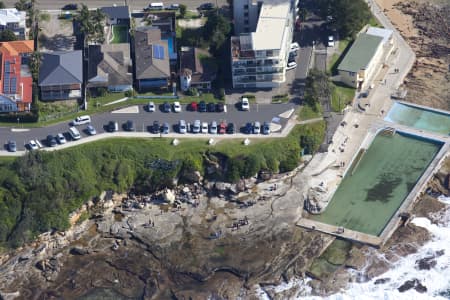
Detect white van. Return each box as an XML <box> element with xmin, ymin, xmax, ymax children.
<box><xmin>149</xmin><ymin>2</ymin><xmax>164</xmax><ymax>10</ymax></box>
<box><xmin>71</xmin><ymin>115</ymin><xmax>91</xmax><ymax>126</ymax></box>
<box><xmin>69</xmin><ymin>127</ymin><xmax>81</xmax><ymax>140</ymax></box>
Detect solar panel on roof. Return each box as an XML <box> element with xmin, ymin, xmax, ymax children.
<box><xmin>158</xmin><ymin>45</ymin><xmax>164</xmax><ymax>59</ymax></box>
<box><xmin>152</xmin><ymin>44</ymin><xmax>165</xmax><ymax>59</ymax></box>
<box><xmin>10</xmin><ymin>77</ymin><xmax>16</xmax><ymax>93</ymax></box>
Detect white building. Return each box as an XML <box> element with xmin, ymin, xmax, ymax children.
<box><xmin>231</xmin><ymin>0</ymin><xmax>296</xmax><ymax>89</ymax></box>
<box><xmin>0</xmin><ymin>9</ymin><xmax>26</xmax><ymax>39</ymax></box>
<box><xmin>337</xmin><ymin>26</ymin><xmax>394</xmax><ymax>90</ymax></box>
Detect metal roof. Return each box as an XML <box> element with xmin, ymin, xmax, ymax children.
<box><xmin>337</xmin><ymin>33</ymin><xmax>383</xmax><ymax>73</ymax></box>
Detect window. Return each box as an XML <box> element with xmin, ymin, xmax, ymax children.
<box><xmin>349</xmin><ymin>72</ymin><xmax>356</xmax><ymax>76</ymax></box>
<box><xmin>244</xmin><ymin>12</ymin><xmax>248</xmax><ymax>17</ymax></box>
<box><xmin>244</xmin><ymin>4</ymin><xmax>249</xmax><ymax>9</ymax></box>
<box><xmin>244</xmin><ymin>27</ymin><xmax>249</xmax><ymax>32</ymax></box>
<box><xmin>244</xmin><ymin>20</ymin><xmax>249</xmax><ymax>25</ymax></box>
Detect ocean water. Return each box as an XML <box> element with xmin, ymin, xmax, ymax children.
<box><xmin>257</xmin><ymin>205</ymin><xmax>450</xmax><ymax>300</ymax></box>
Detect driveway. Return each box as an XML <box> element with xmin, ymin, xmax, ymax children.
<box><xmin>1</xmin><ymin>103</ymin><xmax>296</xmax><ymax>152</ymax></box>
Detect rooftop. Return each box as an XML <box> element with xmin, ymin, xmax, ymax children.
<box><xmin>0</xmin><ymin>8</ymin><xmax>26</xmax><ymax>26</ymax></box>
<box><xmin>39</xmin><ymin>51</ymin><xmax>83</xmax><ymax>86</ymax></box>
<box><xmin>0</xmin><ymin>40</ymin><xmax>34</xmax><ymax>56</ymax></box>
<box><xmin>337</xmin><ymin>33</ymin><xmax>383</xmax><ymax>73</ymax></box>
<box><xmin>252</xmin><ymin>1</ymin><xmax>291</xmax><ymax>51</ymax></box>
<box><xmin>180</xmin><ymin>47</ymin><xmax>217</xmax><ymax>83</ymax></box>
<box><xmin>134</xmin><ymin>27</ymin><xmax>170</xmax><ymax>80</ymax></box>
<box><xmin>100</xmin><ymin>6</ymin><xmax>130</xmax><ymax>20</ymax></box>
<box><xmin>366</xmin><ymin>26</ymin><xmax>393</xmax><ymax>45</ymax></box>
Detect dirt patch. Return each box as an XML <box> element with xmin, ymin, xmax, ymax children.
<box><xmin>375</xmin><ymin>0</ymin><xmax>450</xmax><ymax>110</ymax></box>
<box><xmin>39</xmin><ymin>14</ymin><xmax>76</xmax><ymax>51</ymax></box>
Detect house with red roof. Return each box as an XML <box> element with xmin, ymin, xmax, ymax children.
<box><xmin>0</xmin><ymin>40</ymin><xmax>34</xmax><ymax>113</ymax></box>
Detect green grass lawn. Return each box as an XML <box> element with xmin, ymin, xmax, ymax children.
<box><xmin>369</xmin><ymin>16</ymin><xmax>383</xmax><ymax>28</ymax></box>
<box><xmin>331</xmin><ymin>82</ymin><xmax>355</xmax><ymax>112</ymax></box>
<box><xmin>298</xmin><ymin>103</ymin><xmax>322</xmax><ymax>121</ymax></box>
<box><xmin>111</xmin><ymin>25</ymin><xmax>129</xmax><ymax>43</ymax></box>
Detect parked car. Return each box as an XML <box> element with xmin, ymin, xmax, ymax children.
<box><xmin>226</xmin><ymin>123</ymin><xmax>235</xmax><ymax>134</ymax></box>
<box><xmin>286</xmin><ymin>61</ymin><xmax>297</xmax><ymax>70</ymax></box>
<box><xmin>28</xmin><ymin>140</ymin><xmax>39</xmax><ymax>150</ymax></box>
<box><xmin>189</xmin><ymin>101</ymin><xmax>198</xmax><ymax>111</ymax></box>
<box><xmin>56</xmin><ymin>133</ymin><xmax>67</xmax><ymax>144</ymax></box>
<box><xmin>148</xmin><ymin>101</ymin><xmax>156</xmax><ymax>112</ymax></box>
<box><xmin>327</xmin><ymin>35</ymin><xmax>335</xmax><ymax>47</ymax></box>
<box><xmin>207</xmin><ymin>102</ymin><xmax>216</xmax><ymax>112</ymax></box>
<box><xmin>192</xmin><ymin>120</ymin><xmax>201</xmax><ymax>133</ymax></box>
<box><xmin>173</xmin><ymin>101</ymin><xmax>182</xmax><ymax>112</ymax></box>
<box><xmin>7</xmin><ymin>140</ymin><xmax>17</xmax><ymax>152</ymax></box>
<box><xmin>241</xmin><ymin>97</ymin><xmax>250</xmax><ymax>111</ymax></box>
<box><xmin>87</xmin><ymin>124</ymin><xmax>97</xmax><ymax>135</ymax></box>
<box><xmin>62</xmin><ymin>3</ymin><xmax>77</xmax><ymax>10</ymax></box>
<box><xmin>69</xmin><ymin>127</ymin><xmax>81</xmax><ymax>140</ymax></box>
<box><xmin>162</xmin><ymin>122</ymin><xmax>170</xmax><ymax>134</ymax></box>
<box><xmin>163</xmin><ymin>101</ymin><xmax>171</xmax><ymax>113</ymax></box>
<box><xmin>167</xmin><ymin>3</ymin><xmax>180</xmax><ymax>10</ymax></box>
<box><xmin>243</xmin><ymin>122</ymin><xmax>253</xmax><ymax>134</ymax></box>
<box><xmin>152</xmin><ymin>120</ymin><xmax>160</xmax><ymax>133</ymax></box>
<box><xmin>46</xmin><ymin>135</ymin><xmax>57</xmax><ymax>147</ymax></box>
<box><xmin>216</xmin><ymin>102</ymin><xmax>225</xmax><ymax>112</ymax></box>
<box><xmin>108</xmin><ymin>121</ymin><xmax>119</xmax><ymax>132</ymax></box>
<box><xmin>71</xmin><ymin>115</ymin><xmax>91</xmax><ymax>126</ymax></box>
<box><xmin>198</xmin><ymin>2</ymin><xmax>214</xmax><ymax>10</ymax></box>
<box><xmin>125</xmin><ymin>120</ymin><xmax>135</xmax><ymax>131</ymax></box>
<box><xmin>201</xmin><ymin>122</ymin><xmax>208</xmax><ymax>133</ymax></box>
<box><xmin>253</xmin><ymin>121</ymin><xmax>261</xmax><ymax>134</ymax></box>
<box><xmin>218</xmin><ymin>121</ymin><xmax>227</xmax><ymax>134</ymax></box>
<box><xmin>290</xmin><ymin>42</ymin><xmax>300</xmax><ymax>51</ymax></box>
<box><xmin>179</xmin><ymin>120</ymin><xmax>187</xmax><ymax>134</ymax></box>
<box><xmin>199</xmin><ymin>101</ymin><xmax>207</xmax><ymax>112</ymax></box>
<box><xmin>209</xmin><ymin>121</ymin><xmax>218</xmax><ymax>134</ymax></box>
<box><xmin>262</xmin><ymin>122</ymin><xmax>271</xmax><ymax>135</ymax></box>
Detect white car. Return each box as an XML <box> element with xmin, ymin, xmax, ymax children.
<box><xmin>173</xmin><ymin>101</ymin><xmax>182</xmax><ymax>113</ymax></box>
<box><xmin>286</xmin><ymin>61</ymin><xmax>297</xmax><ymax>70</ymax></box>
<box><xmin>290</xmin><ymin>42</ymin><xmax>300</xmax><ymax>51</ymax></box>
<box><xmin>192</xmin><ymin>120</ymin><xmax>201</xmax><ymax>133</ymax></box>
<box><xmin>241</xmin><ymin>97</ymin><xmax>250</xmax><ymax>111</ymax></box>
<box><xmin>179</xmin><ymin>120</ymin><xmax>187</xmax><ymax>134</ymax></box>
<box><xmin>328</xmin><ymin>35</ymin><xmax>335</xmax><ymax>47</ymax></box>
<box><xmin>201</xmin><ymin>122</ymin><xmax>208</xmax><ymax>133</ymax></box>
<box><xmin>87</xmin><ymin>124</ymin><xmax>97</xmax><ymax>135</ymax></box>
<box><xmin>28</xmin><ymin>140</ymin><xmax>38</xmax><ymax>150</ymax></box>
<box><xmin>148</xmin><ymin>101</ymin><xmax>156</xmax><ymax>112</ymax></box>
<box><xmin>71</xmin><ymin>115</ymin><xmax>91</xmax><ymax>126</ymax></box>
<box><xmin>56</xmin><ymin>133</ymin><xmax>67</xmax><ymax>144</ymax></box>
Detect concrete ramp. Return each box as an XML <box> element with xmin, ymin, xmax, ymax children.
<box><xmin>297</xmin><ymin>218</ymin><xmax>382</xmax><ymax>247</ymax></box>
<box><xmin>111</xmin><ymin>105</ymin><xmax>139</xmax><ymax>113</ymax></box>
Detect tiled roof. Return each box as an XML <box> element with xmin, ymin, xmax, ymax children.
<box><xmin>39</xmin><ymin>51</ymin><xmax>83</xmax><ymax>86</ymax></box>
<box><xmin>0</xmin><ymin>40</ymin><xmax>34</xmax><ymax>56</ymax></box>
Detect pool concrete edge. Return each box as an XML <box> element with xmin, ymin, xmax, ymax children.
<box><xmin>299</xmin><ymin>125</ymin><xmax>449</xmax><ymax>248</ymax></box>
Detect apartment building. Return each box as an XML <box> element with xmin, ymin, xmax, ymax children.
<box><xmin>231</xmin><ymin>0</ymin><xmax>296</xmax><ymax>89</ymax></box>
<box><xmin>0</xmin><ymin>8</ymin><xmax>26</xmax><ymax>40</ymax></box>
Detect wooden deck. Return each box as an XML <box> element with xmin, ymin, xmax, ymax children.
<box><xmin>296</xmin><ymin>218</ymin><xmax>383</xmax><ymax>247</ymax></box>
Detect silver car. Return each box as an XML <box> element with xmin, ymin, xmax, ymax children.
<box><xmin>179</xmin><ymin>120</ymin><xmax>187</xmax><ymax>134</ymax></box>
<box><xmin>56</xmin><ymin>133</ymin><xmax>67</xmax><ymax>144</ymax></box>
<box><xmin>253</xmin><ymin>121</ymin><xmax>261</xmax><ymax>134</ymax></box>
<box><xmin>209</xmin><ymin>121</ymin><xmax>218</xmax><ymax>134</ymax></box>
<box><xmin>192</xmin><ymin>120</ymin><xmax>201</xmax><ymax>133</ymax></box>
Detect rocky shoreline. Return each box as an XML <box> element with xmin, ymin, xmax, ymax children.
<box><xmin>0</xmin><ymin>156</ymin><xmax>448</xmax><ymax>299</ymax></box>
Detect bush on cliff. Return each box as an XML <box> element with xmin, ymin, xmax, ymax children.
<box><xmin>0</xmin><ymin>122</ymin><xmax>325</xmax><ymax>248</ymax></box>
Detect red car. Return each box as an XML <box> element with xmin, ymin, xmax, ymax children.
<box><xmin>189</xmin><ymin>101</ymin><xmax>198</xmax><ymax>111</ymax></box>
<box><xmin>218</xmin><ymin>121</ymin><xmax>227</xmax><ymax>134</ymax></box>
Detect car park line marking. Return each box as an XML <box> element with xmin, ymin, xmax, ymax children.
<box><xmin>279</xmin><ymin>108</ymin><xmax>294</xmax><ymax>119</ymax></box>
<box><xmin>11</xmin><ymin>128</ymin><xmax>30</xmax><ymax>132</ymax></box>
<box><xmin>35</xmin><ymin>139</ymin><xmax>43</xmax><ymax>148</ymax></box>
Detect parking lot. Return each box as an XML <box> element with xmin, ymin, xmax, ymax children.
<box><xmin>1</xmin><ymin>102</ymin><xmax>295</xmax><ymax>152</ymax></box>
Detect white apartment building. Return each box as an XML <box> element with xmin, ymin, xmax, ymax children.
<box><xmin>231</xmin><ymin>0</ymin><xmax>296</xmax><ymax>89</ymax></box>
<box><xmin>0</xmin><ymin>9</ymin><xmax>26</xmax><ymax>39</ymax></box>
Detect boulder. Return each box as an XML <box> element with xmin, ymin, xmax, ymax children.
<box><xmin>70</xmin><ymin>247</ymin><xmax>89</xmax><ymax>256</ymax></box>
<box><xmin>374</xmin><ymin>278</ymin><xmax>390</xmax><ymax>285</ymax></box>
<box><xmin>398</xmin><ymin>279</ymin><xmax>427</xmax><ymax>293</ymax></box>
<box><xmin>415</xmin><ymin>256</ymin><xmax>437</xmax><ymax>270</ymax></box>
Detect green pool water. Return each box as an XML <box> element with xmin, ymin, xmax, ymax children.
<box><xmin>311</xmin><ymin>132</ymin><xmax>442</xmax><ymax>236</ymax></box>
<box><xmin>385</xmin><ymin>102</ymin><xmax>450</xmax><ymax>136</ymax></box>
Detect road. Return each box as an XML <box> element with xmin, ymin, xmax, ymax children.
<box><xmin>2</xmin><ymin>0</ymin><xmax>228</xmax><ymax>10</ymax></box>
<box><xmin>1</xmin><ymin>103</ymin><xmax>295</xmax><ymax>151</ymax></box>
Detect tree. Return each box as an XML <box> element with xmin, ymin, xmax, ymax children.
<box><xmin>76</xmin><ymin>5</ymin><xmax>105</xmax><ymax>44</ymax></box>
<box><xmin>0</xmin><ymin>30</ymin><xmax>18</xmax><ymax>42</ymax></box>
<box><xmin>203</xmin><ymin>13</ymin><xmax>231</xmax><ymax>54</ymax></box>
<box><xmin>179</xmin><ymin>4</ymin><xmax>187</xmax><ymax>18</ymax></box>
<box><xmin>0</xmin><ymin>1</ymin><xmax>5</xmax><ymax>9</ymax></box>
<box><xmin>316</xmin><ymin>0</ymin><xmax>371</xmax><ymax>38</ymax></box>
<box><xmin>304</xmin><ymin>69</ymin><xmax>331</xmax><ymax>111</ymax></box>
<box><xmin>14</xmin><ymin>0</ymin><xmax>29</xmax><ymax>11</ymax></box>
<box><xmin>29</xmin><ymin>52</ymin><xmax>42</xmax><ymax>82</ymax></box>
